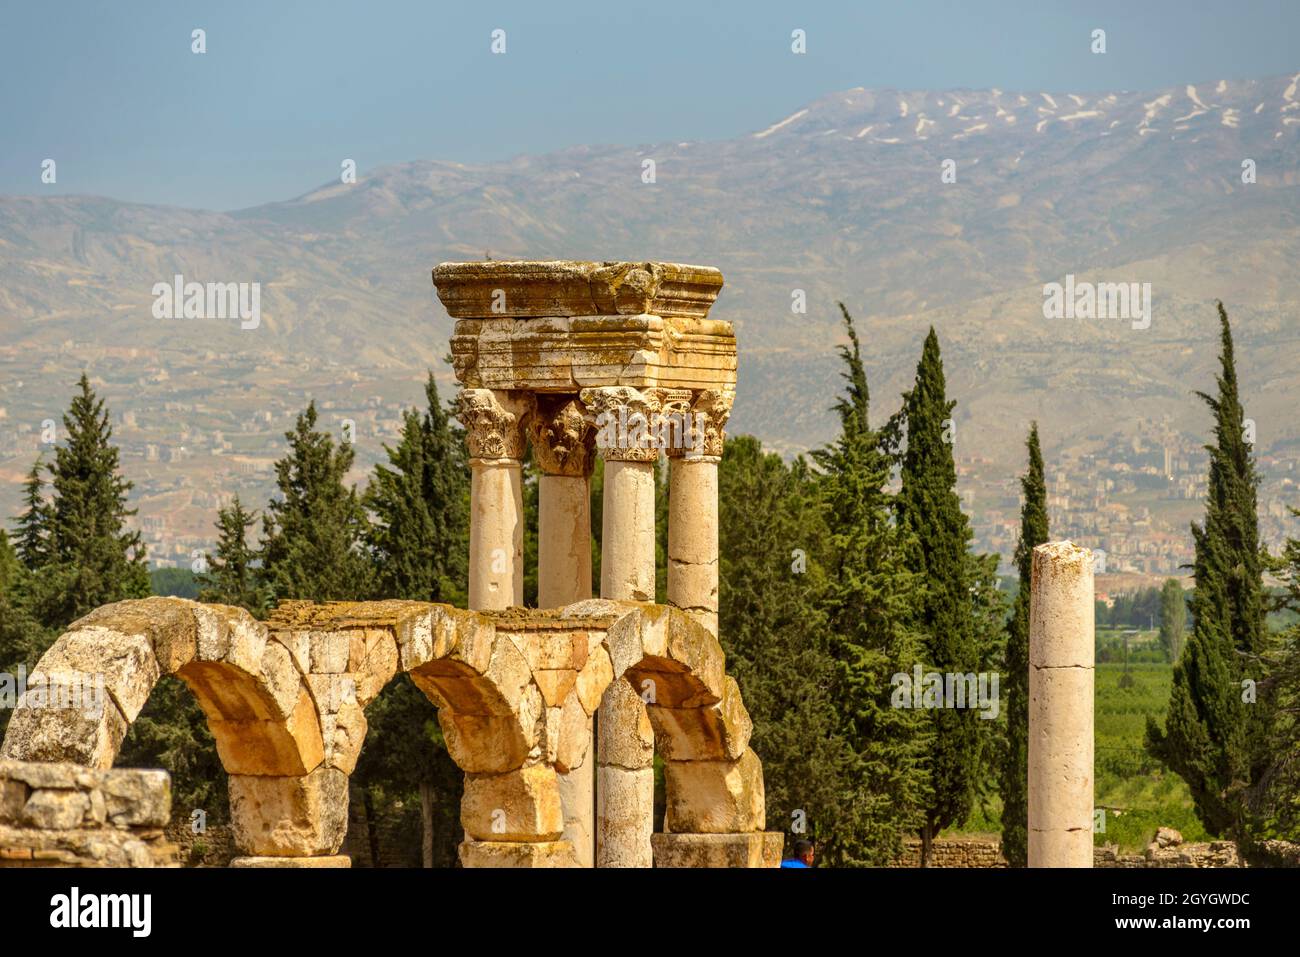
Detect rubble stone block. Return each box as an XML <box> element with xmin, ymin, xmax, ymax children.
<box><xmin>663</xmin><ymin>747</ymin><xmax>765</xmax><ymax>834</ymax></box>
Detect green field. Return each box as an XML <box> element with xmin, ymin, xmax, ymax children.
<box><xmin>956</xmin><ymin>633</ymin><xmax>1206</xmax><ymax>853</ymax></box>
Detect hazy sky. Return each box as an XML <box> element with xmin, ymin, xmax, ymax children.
<box><xmin>3</xmin><ymin>0</ymin><xmax>1297</xmax><ymax>210</ymax></box>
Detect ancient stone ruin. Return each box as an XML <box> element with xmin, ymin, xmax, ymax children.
<box><xmin>1</xmin><ymin>260</ymin><xmax>780</xmax><ymax>868</ymax></box>
<box><xmin>0</xmin><ymin>260</ymin><xmax>1100</xmax><ymax>869</ymax></box>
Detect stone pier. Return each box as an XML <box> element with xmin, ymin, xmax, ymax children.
<box><xmin>1027</xmin><ymin>541</ymin><xmax>1095</xmax><ymax>868</ymax></box>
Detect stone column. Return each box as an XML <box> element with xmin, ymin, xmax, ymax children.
<box><xmin>1028</xmin><ymin>541</ymin><xmax>1095</xmax><ymax>868</ymax></box>
<box><xmin>457</xmin><ymin>388</ymin><xmax>532</xmax><ymax>611</ymax></box>
<box><xmin>530</xmin><ymin>397</ymin><xmax>595</xmax><ymax>609</ymax></box>
<box><xmin>530</xmin><ymin>396</ymin><xmax>597</xmax><ymax>866</ymax></box>
<box><xmin>582</xmin><ymin>386</ymin><xmax>662</xmax><ymax>867</ymax></box>
<box><xmin>666</xmin><ymin>390</ymin><xmax>732</xmax><ymax>637</ymax></box>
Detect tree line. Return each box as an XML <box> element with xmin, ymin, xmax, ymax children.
<box><xmin>2</xmin><ymin>302</ymin><xmax>1297</xmax><ymax>865</ymax></box>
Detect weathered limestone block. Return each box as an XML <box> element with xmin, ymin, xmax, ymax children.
<box><xmin>460</xmin><ymin>764</ymin><xmax>564</xmax><ymax>842</ymax></box>
<box><xmin>648</xmin><ymin>675</ymin><xmax>751</xmax><ymax>761</ymax></box>
<box><xmin>574</xmin><ymin>643</ymin><xmax>614</xmax><ymax>716</ymax></box>
<box><xmin>434</xmin><ymin>260</ymin><xmax>723</xmax><ymax>320</ymax></box>
<box><xmin>458</xmin><ymin>839</ymin><xmax>577</xmax><ymax>868</ymax></box>
<box><xmin>228</xmin><ymin>767</ymin><xmax>348</xmax><ymax>857</ymax></box>
<box><xmin>0</xmin><ymin>761</ymin><xmax>176</xmax><ymax>868</ymax></box>
<box><xmin>205</xmin><ymin>686</ymin><xmax>324</xmax><ymax>776</ymax></box>
<box><xmin>436</xmin><ymin>710</ymin><xmax>530</xmax><ymax>773</ymax></box>
<box><xmin>595</xmin><ymin>765</ymin><xmax>654</xmax><ymax>868</ymax></box>
<box><xmin>231</xmin><ymin>855</ymin><xmax>351</xmax><ymax>868</ymax></box>
<box><xmin>0</xmin><ymin>697</ymin><xmax>128</xmax><ymax>770</ymax></box>
<box><xmin>558</xmin><ymin>745</ymin><xmax>595</xmax><ymax>868</ymax></box>
<box><xmin>663</xmin><ymin>747</ymin><xmax>765</xmax><ymax>834</ymax></box>
<box><xmin>651</xmin><ymin>832</ymin><xmax>783</xmax><ymax>868</ymax></box>
<box><xmin>34</xmin><ymin>626</ymin><xmax>159</xmax><ymax>723</ymax></box>
<box><xmin>554</xmin><ymin>693</ymin><xmax>591</xmax><ymax>773</ymax></box>
<box><xmin>597</xmin><ymin>679</ymin><xmax>654</xmax><ymax>770</ymax></box>
<box><xmin>354</xmin><ymin>628</ymin><xmax>399</xmax><ymax>705</ymax></box>
<box><xmin>398</xmin><ymin>606</ymin><xmax>495</xmax><ymax>676</ymax></box>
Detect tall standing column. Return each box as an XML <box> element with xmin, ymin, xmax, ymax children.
<box><xmin>530</xmin><ymin>396</ymin><xmax>597</xmax><ymax>865</ymax></box>
<box><xmin>583</xmin><ymin>386</ymin><xmax>662</xmax><ymax>867</ymax></box>
<box><xmin>457</xmin><ymin>388</ymin><xmax>532</xmax><ymax>611</ymax></box>
<box><xmin>1028</xmin><ymin>540</ymin><xmax>1095</xmax><ymax>868</ymax></box>
<box><xmin>666</xmin><ymin>390</ymin><xmax>732</xmax><ymax>637</ymax></box>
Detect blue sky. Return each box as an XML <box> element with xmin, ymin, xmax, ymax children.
<box><xmin>2</xmin><ymin>0</ymin><xmax>1297</xmax><ymax>210</ymax></box>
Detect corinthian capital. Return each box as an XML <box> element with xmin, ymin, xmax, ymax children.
<box><xmin>529</xmin><ymin>396</ymin><xmax>595</xmax><ymax>477</ymax></box>
<box><xmin>456</xmin><ymin>389</ymin><xmax>532</xmax><ymax>460</ymax></box>
<box><xmin>579</xmin><ymin>386</ymin><xmax>665</xmax><ymax>463</ymax></box>
<box><xmin>688</xmin><ymin>389</ymin><xmax>734</xmax><ymax>459</ymax></box>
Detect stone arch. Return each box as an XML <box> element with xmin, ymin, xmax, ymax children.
<box><xmin>604</xmin><ymin>604</ymin><xmax>763</xmax><ymax>832</ymax></box>
<box><xmin>262</xmin><ymin>600</ymin><xmax>566</xmax><ymax>866</ymax></box>
<box><xmin>1</xmin><ymin>597</ymin><xmax>321</xmax><ymax>777</ymax></box>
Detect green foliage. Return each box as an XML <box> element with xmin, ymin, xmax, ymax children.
<box><xmin>260</xmin><ymin>401</ymin><xmax>373</xmax><ymax>603</ymax></box>
<box><xmin>150</xmin><ymin>566</ymin><xmax>200</xmax><ymax>599</ymax></box>
<box><xmin>807</xmin><ymin>304</ymin><xmax>928</xmax><ymax>866</ymax></box>
<box><xmin>197</xmin><ymin>497</ymin><xmax>263</xmax><ymax>612</ymax></box>
<box><xmin>1159</xmin><ymin>578</ymin><xmax>1188</xmax><ymax>663</ymax></box>
<box><xmin>894</xmin><ymin>327</ymin><xmax>984</xmax><ymax>860</ymax></box>
<box><xmin>1000</xmin><ymin>423</ymin><xmax>1047</xmax><ymax>866</ymax></box>
<box><xmin>718</xmin><ymin>435</ymin><xmax>857</xmax><ymax>860</ymax></box>
<box><xmin>1147</xmin><ymin>304</ymin><xmax>1271</xmax><ymax>843</ymax></box>
<box><xmin>25</xmin><ymin>374</ymin><xmax>150</xmax><ymax>630</ymax></box>
<box><xmin>365</xmin><ymin>374</ymin><xmax>469</xmax><ymax>607</ymax></box>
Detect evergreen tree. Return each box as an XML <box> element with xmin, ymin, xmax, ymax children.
<box><xmin>357</xmin><ymin>373</ymin><xmax>470</xmax><ymax>866</ymax></box>
<box><xmin>14</xmin><ymin>460</ymin><xmax>49</xmax><ymax>569</ymax></box>
<box><xmin>1159</xmin><ymin>578</ymin><xmax>1188</xmax><ymax>663</ymax></box>
<box><xmin>1000</xmin><ymin>423</ymin><xmax>1048</xmax><ymax>867</ymax></box>
<box><xmin>894</xmin><ymin>328</ymin><xmax>982</xmax><ymax>866</ymax></box>
<box><xmin>198</xmin><ymin>496</ymin><xmax>264</xmax><ymax>613</ymax></box>
<box><xmin>810</xmin><ymin>303</ymin><xmax>927</xmax><ymax>866</ymax></box>
<box><xmin>719</xmin><ymin>435</ymin><xmax>857</xmax><ymax>862</ymax></box>
<box><xmin>1257</xmin><ymin>514</ymin><xmax>1300</xmax><ymax>841</ymax></box>
<box><xmin>364</xmin><ymin>374</ymin><xmax>469</xmax><ymax>606</ymax></box>
<box><xmin>26</xmin><ymin>375</ymin><xmax>150</xmax><ymax>630</ymax></box>
<box><xmin>260</xmin><ymin>401</ymin><xmax>373</xmax><ymax>603</ymax></box>
<box><xmin>1147</xmin><ymin>304</ymin><xmax>1270</xmax><ymax>841</ymax></box>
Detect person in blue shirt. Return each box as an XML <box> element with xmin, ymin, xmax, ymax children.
<box><xmin>780</xmin><ymin>839</ymin><xmax>815</xmax><ymax>868</ymax></box>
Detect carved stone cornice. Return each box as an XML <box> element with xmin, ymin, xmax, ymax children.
<box><xmin>529</xmin><ymin>396</ymin><xmax>595</xmax><ymax>477</ymax></box>
<box><xmin>455</xmin><ymin>389</ymin><xmax>532</xmax><ymax>460</ymax></box>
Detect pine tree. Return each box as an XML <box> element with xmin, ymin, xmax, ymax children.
<box><xmin>895</xmin><ymin>328</ymin><xmax>981</xmax><ymax>866</ymax></box>
<box><xmin>1000</xmin><ymin>423</ymin><xmax>1048</xmax><ymax>867</ymax></box>
<box><xmin>14</xmin><ymin>460</ymin><xmax>50</xmax><ymax>569</ymax></box>
<box><xmin>1159</xmin><ymin>578</ymin><xmax>1188</xmax><ymax>663</ymax></box>
<box><xmin>719</xmin><ymin>435</ymin><xmax>857</xmax><ymax>862</ymax></box>
<box><xmin>810</xmin><ymin>303</ymin><xmax>927</xmax><ymax>866</ymax></box>
<box><xmin>1147</xmin><ymin>304</ymin><xmax>1269</xmax><ymax>841</ymax></box>
<box><xmin>365</xmin><ymin>373</ymin><xmax>469</xmax><ymax>606</ymax></box>
<box><xmin>27</xmin><ymin>375</ymin><xmax>150</xmax><ymax>630</ymax></box>
<box><xmin>198</xmin><ymin>496</ymin><xmax>264</xmax><ymax>613</ymax></box>
<box><xmin>260</xmin><ymin>401</ymin><xmax>373</xmax><ymax>603</ymax></box>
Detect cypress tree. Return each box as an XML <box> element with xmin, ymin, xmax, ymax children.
<box><xmin>198</xmin><ymin>496</ymin><xmax>264</xmax><ymax>613</ymax></box>
<box><xmin>895</xmin><ymin>328</ymin><xmax>980</xmax><ymax>866</ymax></box>
<box><xmin>260</xmin><ymin>401</ymin><xmax>373</xmax><ymax>603</ymax></box>
<box><xmin>810</xmin><ymin>303</ymin><xmax>927</xmax><ymax>866</ymax></box>
<box><xmin>1147</xmin><ymin>303</ymin><xmax>1269</xmax><ymax>841</ymax></box>
<box><xmin>28</xmin><ymin>375</ymin><xmax>150</xmax><ymax>630</ymax></box>
<box><xmin>1000</xmin><ymin>423</ymin><xmax>1048</xmax><ymax>867</ymax></box>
